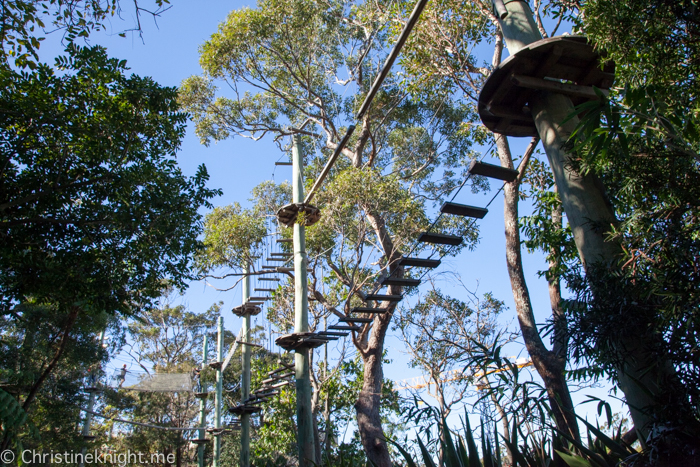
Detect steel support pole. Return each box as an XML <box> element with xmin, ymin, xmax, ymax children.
<box><xmin>79</xmin><ymin>329</ymin><xmax>106</xmax><ymax>467</ymax></box>
<box><xmin>213</xmin><ymin>316</ymin><xmax>224</xmax><ymax>467</ymax></box>
<box><xmin>198</xmin><ymin>335</ymin><xmax>209</xmax><ymax>467</ymax></box>
<box><xmin>292</xmin><ymin>134</ymin><xmax>315</xmax><ymax>466</ymax></box>
<box><xmin>241</xmin><ymin>262</ymin><xmax>252</xmax><ymax>467</ymax></box>
<box><xmin>495</xmin><ymin>0</ymin><xmax>663</xmax><ymax>437</ymax></box>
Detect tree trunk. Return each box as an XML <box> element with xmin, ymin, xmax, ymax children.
<box><xmin>496</xmin><ymin>1</ymin><xmax>678</xmax><ymax>438</ymax></box>
<box><xmin>355</xmin><ymin>322</ymin><xmax>392</xmax><ymax>467</ymax></box>
<box><xmin>351</xmin><ymin>210</ymin><xmax>403</xmax><ymax>466</ymax></box>
<box><xmin>496</xmin><ymin>135</ymin><xmax>580</xmax><ymax>442</ymax></box>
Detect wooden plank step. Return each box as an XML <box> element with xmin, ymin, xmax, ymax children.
<box><xmin>382</xmin><ymin>277</ymin><xmax>420</xmax><ymax>287</ymax></box>
<box><xmin>254</xmin><ymin>288</ymin><xmax>276</xmax><ymax>292</ymax></box>
<box><xmin>329</xmin><ymin>324</ymin><xmax>362</xmax><ymax>331</ymax></box>
<box><xmin>259</xmin><ymin>278</ymin><xmax>280</xmax><ymax>282</ymax></box>
<box><xmin>266</xmin><ymin>258</ymin><xmax>289</xmax><ymax>262</ymax></box>
<box><xmin>350</xmin><ymin>307</ymin><xmax>389</xmax><ymax>314</ymax></box>
<box><xmin>440</xmin><ymin>202</ymin><xmax>488</xmax><ymax>219</ymax></box>
<box><xmin>418</xmin><ymin>233</ymin><xmax>463</xmax><ymax>246</ymax></box>
<box><xmin>271</xmin><ymin>253</ymin><xmax>292</xmax><ymax>257</ymax></box>
<box><xmin>365</xmin><ymin>294</ymin><xmax>402</xmax><ymax>302</ymax></box>
<box><xmin>399</xmin><ymin>257</ymin><xmax>441</xmax><ymax>268</ymax></box>
<box><xmin>275</xmin><ymin>162</ymin><xmax>293</xmax><ymax>166</ymax></box>
<box><xmin>468</xmin><ymin>160</ymin><xmax>518</xmax><ymax>182</ymax></box>
<box><xmin>276</xmin><ymin>238</ymin><xmax>293</xmax><ymax>243</ymax></box>
<box><xmin>318</xmin><ymin>331</ymin><xmax>349</xmax><ymax>337</ymax></box>
<box><xmin>249</xmin><ymin>296</ymin><xmax>271</xmax><ymax>301</ymax></box>
<box><xmin>339</xmin><ymin>317</ymin><xmax>373</xmax><ymax>324</ymax></box>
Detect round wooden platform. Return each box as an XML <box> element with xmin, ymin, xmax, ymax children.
<box><xmin>231</xmin><ymin>303</ymin><xmax>262</xmax><ymax>317</ymax></box>
<box><xmin>478</xmin><ymin>35</ymin><xmax>615</xmax><ymax>137</ymax></box>
<box><xmin>275</xmin><ymin>332</ymin><xmax>332</xmax><ymax>351</ymax></box>
<box><xmin>276</xmin><ymin>203</ymin><xmax>321</xmax><ymax>228</ymax></box>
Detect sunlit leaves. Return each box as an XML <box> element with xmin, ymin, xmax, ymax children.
<box><xmin>197</xmin><ymin>203</ymin><xmax>267</xmax><ymax>274</ymax></box>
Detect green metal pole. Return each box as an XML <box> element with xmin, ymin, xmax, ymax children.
<box><xmin>198</xmin><ymin>335</ymin><xmax>209</xmax><ymax>467</ymax></box>
<box><xmin>79</xmin><ymin>329</ymin><xmax>106</xmax><ymax>467</ymax></box>
<box><xmin>292</xmin><ymin>134</ymin><xmax>315</xmax><ymax>466</ymax></box>
<box><xmin>213</xmin><ymin>316</ymin><xmax>224</xmax><ymax>467</ymax></box>
<box><xmin>241</xmin><ymin>262</ymin><xmax>252</xmax><ymax>467</ymax></box>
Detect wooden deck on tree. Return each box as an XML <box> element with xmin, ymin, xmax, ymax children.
<box><xmin>478</xmin><ymin>35</ymin><xmax>614</xmax><ymax>137</ymax></box>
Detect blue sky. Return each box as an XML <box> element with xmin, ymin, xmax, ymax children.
<box><xmin>38</xmin><ymin>0</ymin><xmax>621</xmax><ymax>430</ymax></box>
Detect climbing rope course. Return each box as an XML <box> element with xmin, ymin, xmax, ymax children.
<box><xmin>76</xmin><ymin>0</ymin><xmax>555</xmax><ymax>464</ymax></box>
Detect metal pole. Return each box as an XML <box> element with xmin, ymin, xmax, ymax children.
<box><xmin>198</xmin><ymin>335</ymin><xmax>209</xmax><ymax>467</ymax></box>
<box><xmin>241</xmin><ymin>262</ymin><xmax>252</xmax><ymax>467</ymax></box>
<box><xmin>79</xmin><ymin>329</ymin><xmax>106</xmax><ymax>467</ymax></box>
<box><xmin>292</xmin><ymin>134</ymin><xmax>315</xmax><ymax>466</ymax></box>
<box><xmin>213</xmin><ymin>316</ymin><xmax>224</xmax><ymax>467</ymax></box>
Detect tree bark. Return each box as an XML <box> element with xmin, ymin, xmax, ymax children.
<box><xmin>352</xmin><ymin>210</ymin><xmax>400</xmax><ymax>467</ymax></box>
<box><xmin>496</xmin><ymin>135</ymin><xmax>580</xmax><ymax>442</ymax></box>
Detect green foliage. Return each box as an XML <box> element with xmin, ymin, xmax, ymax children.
<box><xmin>0</xmin><ymin>0</ymin><xmax>173</xmax><ymax>68</ymax></box>
<box><xmin>0</xmin><ymin>45</ymin><xmax>220</xmax><ymax>317</ymax></box>
<box><xmin>579</xmin><ymin>0</ymin><xmax>699</xmax><ymax>103</ymax></box>
<box><xmin>0</xmin><ymin>302</ymin><xmax>113</xmax><ymax>450</ymax></box>
<box><xmin>197</xmin><ymin>203</ymin><xmax>268</xmax><ymax>274</ymax></box>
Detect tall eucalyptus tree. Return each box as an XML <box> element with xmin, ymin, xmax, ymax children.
<box><xmin>180</xmin><ymin>0</ymin><xmax>482</xmax><ymax>463</ymax></box>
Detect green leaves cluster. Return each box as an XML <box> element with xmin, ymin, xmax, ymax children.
<box><xmin>0</xmin><ymin>45</ymin><xmax>220</xmax><ymax>317</ymax></box>
<box><xmin>197</xmin><ymin>203</ymin><xmax>268</xmax><ymax>274</ymax></box>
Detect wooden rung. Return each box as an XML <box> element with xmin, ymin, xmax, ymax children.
<box><xmin>277</xmin><ymin>239</ymin><xmax>293</xmax><ymax>243</ymax></box>
<box><xmin>248</xmin><ymin>296</ymin><xmax>271</xmax><ymax>301</ymax></box>
<box><xmin>266</xmin><ymin>258</ymin><xmax>288</xmax><ymax>262</ymax></box>
<box><xmin>382</xmin><ymin>277</ymin><xmax>420</xmax><ymax>287</ymax></box>
<box><xmin>339</xmin><ymin>317</ymin><xmax>373</xmax><ymax>323</ymax></box>
<box><xmin>318</xmin><ymin>331</ymin><xmax>349</xmax><ymax>337</ymax></box>
<box><xmin>350</xmin><ymin>307</ymin><xmax>389</xmax><ymax>314</ymax></box>
<box><xmin>418</xmin><ymin>233</ymin><xmax>463</xmax><ymax>246</ymax></box>
<box><xmin>440</xmin><ymin>202</ymin><xmax>488</xmax><ymax>219</ymax></box>
<box><xmin>262</xmin><ymin>265</ymin><xmax>278</xmax><ymax>269</ymax></box>
<box><xmin>259</xmin><ymin>278</ymin><xmax>280</xmax><ymax>281</ymax></box>
<box><xmin>365</xmin><ymin>294</ymin><xmax>402</xmax><ymax>302</ymax></box>
<box><xmin>399</xmin><ymin>257</ymin><xmax>441</xmax><ymax>268</ymax></box>
<box><xmin>275</xmin><ymin>162</ymin><xmax>293</xmax><ymax>166</ymax></box>
<box><xmin>329</xmin><ymin>324</ymin><xmax>362</xmax><ymax>331</ymax></box>
<box><xmin>468</xmin><ymin>160</ymin><xmax>518</xmax><ymax>182</ymax></box>
<box><xmin>254</xmin><ymin>288</ymin><xmax>276</xmax><ymax>292</ymax></box>
<box><xmin>271</xmin><ymin>253</ymin><xmax>292</xmax><ymax>256</ymax></box>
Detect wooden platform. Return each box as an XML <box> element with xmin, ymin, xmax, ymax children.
<box><xmin>329</xmin><ymin>324</ymin><xmax>362</xmax><ymax>331</ymax></box>
<box><xmin>418</xmin><ymin>232</ymin><xmax>463</xmax><ymax>246</ymax></box>
<box><xmin>350</xmin><ymin>307</ymin><xmax>389</xmax><ymax>314</ymax></box>
<box><xmin>478</xmin><ymin>35</ymin><xmax>614</xmax><ymax>137</ymax></box>
<box><xmin>318</xmin><ymin>331</ymin><xmax>349</xmax><ymax>337</ymax></box>
<box><xmin>468</xmin><ymin>161</ymin><xmax>518</xmax><ymax>182</ymax></box>
<box><xmin>338</xmin><ymin>317</ymin><xmax>373</xmax><ymax>324</ymax></box>
<box><xmin>440</xmin><ymin>202</ymin><xmax>488</xmax><ymax>218</ymax></box>
<box><xmin>399</xmin><ymin>257</ymin><xmax>441</xmax><ymax>268</ymax></box>
<box><xmin>228</xmin><ymin>405</ymin><xmax>263</xmax><ymax>415</ymax></box>
<box><xmin>231</xmin><ymin>303</ymin><xmax>262</xmax><ymax>317</ymax></box>
<box><xmin>275</xmin><ymin>332</ymin><xmax>332</xmax><ymax>351</ymax></box>
<box><xmin>276</xmin><ymin>203</ymin><xmax>321</xmax><ymax>227</ymax></box>
<box><xmin>365</xmin><ymin>294</ymin><xmax>402</xmax><ymax>302</ymax></box>
<box><xmin>382</xmin><ymin>277</ymin><xmax>420</xmax><ymax>287</ymax></box>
